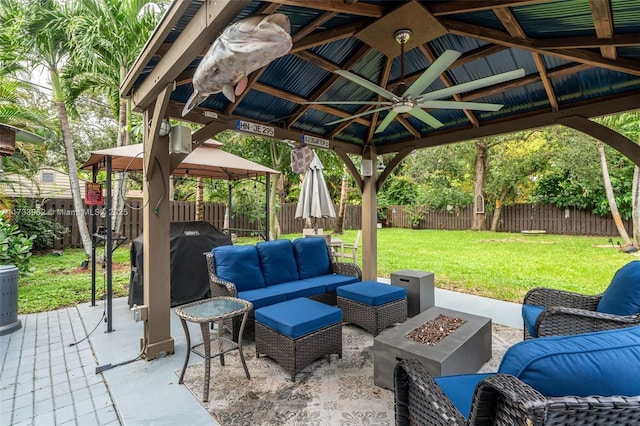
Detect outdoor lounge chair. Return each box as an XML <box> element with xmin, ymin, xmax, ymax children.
<box><xmin>522</xmin><ymin>260</ymin><xmax>640</xmax><ymax>339</ymax></box>
<box><xmin>394</xmin><ymin>326</ymin><xmax>640</xmax><ymax>426</ymax></box>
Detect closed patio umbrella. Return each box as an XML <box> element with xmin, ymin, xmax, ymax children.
<box><xmin>295</xmin><ymin>152</ymin><xmax>335</xmax><ymax>231</ymax></box>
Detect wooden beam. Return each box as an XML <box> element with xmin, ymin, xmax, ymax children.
<box><xmin>558</xmin><ymin>115</ymin><xmax>640</xmax><ymax>167</ymax></box>
<box><xmin>292</xmin><ymin>11</ymin><xmax>338</xmax><ymax>43</ymax></box>
<box><xmin>589</xmin><ymin>0</ymin><xmax>617</xmax><ymax>60</ymax></box>
<box><xmin>376</xmin><ymin>146</ymin><xmax>414</xmax><ymax>192</ymax></box>
<box><xmin>291</xmin><ymin>22</ymin><xmax>369</xmax><ymax>53</ymax></box>
<box><xmin>441</xmin><ymin>18</ymin><xmax>640</xmax><ymax>76</ymax></box>
<box><xmin>376</xmin><ymin>92</ymin><xmax>640</xmax><ymax>155</ymax></box>
<box><xmin>533</xmin><ymin>53</ymin><xmax>559</xmax><ymax>111</ymax></box>
<box><xmin>266</xmin><ymin>0</ymin><xmax>385</xmax><ymax>18</ymax></box>
<box><xmin>428</xmin><ymin>0</ymin><xmax>552</xmax><ymax>16</ymax></box>
<box><xmin>121</xmin><ymin>0</ymin><xmax>192</xmax><ymax>96</ymax></box>
<box><xmin>333</xmin><ymin>147</ymin><xmax>363</xmax><ymax>192</ymax></box>
<box><xmin>535</xmin><ymin>33</ymin><xmax>640</xmax><ymax>49</ymax></box>
<box><xmin>493</xmin><ymin>7</ymin><xmax>528</xmax><ymax>39</ymax></box>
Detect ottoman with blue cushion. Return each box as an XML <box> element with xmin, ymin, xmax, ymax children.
<box><xmin>337</xmin><ymin>281</ymin><xmax>408</xmax><ymax>336</ymax></box>
<box><xmin>254</xmin><ymin>297</ymin><xmax>342</xmax><ymax>381</ymax></box>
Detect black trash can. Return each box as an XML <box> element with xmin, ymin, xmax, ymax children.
<box><xmin>0</xmin><ymin>265</ymin><xmax>21</xmax><ymax>335</ymax></box>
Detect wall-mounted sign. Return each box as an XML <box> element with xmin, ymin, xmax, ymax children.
<box><xmin>236</xmin><ymin>120</ymin><xmax>275</xmax><ymax>137</ymax></box>
<box><xmin>302</xmin><ymin>134</ymin><xmax>329</xmax><ymax>148</ymax></box>
<box><xmin>85</xmin><ymin>183</ymin><xmax>103</xmax><ymax>205</ymax></box>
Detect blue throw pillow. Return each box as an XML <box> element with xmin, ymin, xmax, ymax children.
<box><xmin>498</xmin><ymin>326</ymin><xmax>640</xmax><ymax>397</ymax></box>
<box><xmin>256</xmin><ymin>240</ymin><xmax>300</xmax><ymax>286</ymax></box>
<box><xmin>213</xmin><ymin>245</ymin><xmax>265</xmax><ymax>292</ymax></box>
<box><xmin>597</xmin><ymin>261</ymin><xmax>640</xmax><ymax>316</ymax></box>
<box><xmin>292</xmin><ymin>237</ymin><xmax>331</xmax><ymax>279</ymax></box>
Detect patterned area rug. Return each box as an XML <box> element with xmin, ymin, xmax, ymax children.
<box><xmin>179</xmin><ymin>323</ymin><xmax>521</xmax><ymax>426</ymax></box>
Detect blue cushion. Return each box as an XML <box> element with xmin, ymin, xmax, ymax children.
<box><xmin>303</xmin><ymin>274</ymin><xmax>360</xmax><ymax>292</ymax></box>
<box><xmin>337</xmin><ymin>281</ymin><xmax>407</xmax><ymax>306</ymax></box>
<box><xmin>256</xmin><ymin>240</ymin><xmax>300</xmax><ymax>286</ymax></box>
<box><xmin>269</xmin><ymin>280</ymin><xmax>326</xmax><ymax>300</ymax></box>
<box><xmin>255</xmin><ymin>297</ymin><xmax>342</xmax><ymax>338</ymax></box>
<box><xmin>237</xmin><ymin>287</ymin><xmax>287</xmax><ymax>310</ymax></box>
<box><xmin>213</xmin><ymin>245</ymin><xmax>265</xmax><ymax>292</ymax></box>
<box><xmin>434</xmin><ymin>373</ymin><xmax>494</xmax><ymax>419</ymax></box>
<box><xmin>498</xmin><ymin>326</ymin><xmax>640</xmax><ymax>397</ymax></box>
<box><xmin>521</xmin><ymin>304</ymin><xmax>546</xmax><ymax>337</ymax></box>
<box><xmin>597</xmin><ymin>261</ymin><xmax>640</xmax><ymax>315</ymax></box>
<box><xmin>292</xmin><ymin>238</ymin><xmax>331</xmax><ymax>279</ymax></box>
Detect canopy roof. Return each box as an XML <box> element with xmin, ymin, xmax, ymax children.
<box><xmin>82</xmin><ymin>140</ymin><xmax>279</xmax><ymax>180</ymax></box>
<box><xmin>122</xmin><ymin>0</ymin><xmax>640</xmax><ymax>156</ymax></box>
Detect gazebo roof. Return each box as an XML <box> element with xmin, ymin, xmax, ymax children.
<box><xmin>122</xmin><ymin>0</ymin><xmax>640</xmax><ymax>156</ymax></box>
<box><xmin>82</xmin><ymin>140</ymin><xmax>279</xmax><ymax>180</ymax></box>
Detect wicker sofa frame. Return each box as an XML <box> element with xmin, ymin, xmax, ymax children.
<box><xmin>523</xmin><ymin>287</ymin><xmax>640</xmax><ymax>339</ymax></box>
<box><xmin>204</xmin><ymin>244</ymin><xmax>362</xmax><ymax>340</ymax></box>
<box><xmin>394</xmin><ymin>358</ymin><xmax>640</xmax><ymax>426</ymax></box>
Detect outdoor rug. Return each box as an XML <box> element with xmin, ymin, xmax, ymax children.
<box><xmin>179</xmin><ymin>323</ymin><xmax>521</xmax><ymax>426</ymax></box>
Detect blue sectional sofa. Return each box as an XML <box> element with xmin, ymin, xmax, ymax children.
<box><xmin>394</xmin><ymin>326</ymin><xmax>640</xmax><ymax>425</ymax></box>
<box><xmin>204</xmin><ymin>237</ymin><xmax>362</xmax><ymax>338</ymax></box>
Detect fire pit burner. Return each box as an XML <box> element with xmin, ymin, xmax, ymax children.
<box><xmin>406</xmin><ymin>314</ymin><xmax>465</xmax><ymax>346</ymax></box>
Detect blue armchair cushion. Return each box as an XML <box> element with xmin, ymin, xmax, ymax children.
<box><xmin>597</xmin><ymin>261</ymin><xmax>640</xmax><ymax>316</ymax></box>
<box><xmin>337</xmin><ymin>281</ymin><xmax>407</xmax><ymax>306</ymax></box>
<box><xmin>498</xmin><ymin>325</ymin><xmax>640</xmax><ymax>397</ymax></box>
<box><xmin>434</xmin><ymin>373</ymin><xmax>494</xmax><ymax>419</ymax></box>
<box><xmin>256</xmin><ymin>239</ymin><xmax>300</xmax><ymax>286</ymax></box>
<box><xmin>292</xmin><ymin>237</ymin><xmax>331</xmax><ymax>279</ymax></box>
<box><xmin>255</xmin><ymin>297</ymin><xmax>342</xmax><ymax>338</ymax></box>
<box><xmin>521</xmin><ymin>303</ymin><xmax>546</xmax><ymax>337</ymax></box>
<box><xmin>213</xmin><ymin>245</ymin><xmax>265</xmax><ymax>292</ymax></box>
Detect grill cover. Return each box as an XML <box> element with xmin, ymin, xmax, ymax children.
<box><xmin>128</xmin><ymin>221</ymin><xmax>232</xmax><ymax>307</ymax></box>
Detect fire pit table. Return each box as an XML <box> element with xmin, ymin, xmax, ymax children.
<box><xmin>373</xmin><ymin>306</ymin><xmax>491</xmax><ymax>390</ymax></box>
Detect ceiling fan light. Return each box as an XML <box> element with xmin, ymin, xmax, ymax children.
<box><xmin>392</xmin><ymin>101</ymin><xmax>413</xmax><ymax>113</ymax></box>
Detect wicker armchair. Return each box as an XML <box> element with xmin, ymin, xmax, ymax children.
<box><xmin>394</xmin><ymin>358</ymin><xmax>640</xmax><ymax>426</ymax></box>
<box><xmin>522</xmin><ymin>260</ymin><xmax>640</xmax><ymax>339</ymax></box>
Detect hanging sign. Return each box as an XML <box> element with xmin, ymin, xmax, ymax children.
<box><xmin>85</xmin><ymin>183</ymin><xmax>103</xmax><ymax>206</ymax></box>
<box><xmin>236</xmin><ymin>120</ymin><xmax>275</xmax><ymax>137</ymax></box>
<box><xmin>302</xmin><ymin>134</ymin><xmax>329</xmax><ymax>148</ymax></box>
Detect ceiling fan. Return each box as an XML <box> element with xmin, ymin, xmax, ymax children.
<box><xmin>305</xmin><ymin>29</ymin><xmax>525</xmax><ymax>134</ymax></box>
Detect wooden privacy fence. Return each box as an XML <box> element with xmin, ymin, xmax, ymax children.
<box><xmin>24</xmin><ymin>199</ymin><xmax>631</xmax><ymax>249</ymax></box>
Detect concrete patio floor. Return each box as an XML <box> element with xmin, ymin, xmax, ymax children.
<box><xmin>1</xmin><ymin>281</ymin><xmax>523</xmax><ymax>426</ymax></box>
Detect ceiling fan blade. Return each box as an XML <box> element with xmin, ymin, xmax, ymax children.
<box><xmin>420</xmin><ymin>68</ymin><xmax>525</xmax><ymax>101</ymax></box>
<box><xmin>326</xmin><ymin>106</ymin><xmax>391</xmax><ymax>126</ymax></box>
<box><xmin>374</xmin><ymin>110</ymin><xmax>398</xmax><ymax>134</ymax></box>
<box><xmin>335</xmin><ymin>70</ymin><xmax>396</xmax><ymax>100</ymax></box>
<box><xmin>302</xmin><ymin>100</ymin><xmax>392</xmax><ymax>106</ymax></box>
<box><xmin>408</xmin><ymin>108</ymin><xmax>444</xmax><ymax>129</ymax></box>
<box><xmin>418</xmin><ymin>100</ymin><xmax>504</xmax><ymax>111</ymax></box>
<box><xmin>403</xmin><ymin>50</ymin><xmax>461</xmax><ymax>99</ymax></box>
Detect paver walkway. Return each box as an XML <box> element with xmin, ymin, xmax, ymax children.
<box><xmin>0</xmin><ymin>307</ymin><xmax>119</xmax><ymax>426</ymax></box>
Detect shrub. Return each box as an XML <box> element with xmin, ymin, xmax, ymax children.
<box><xmin>0</xmin><ymin>212</ymin><xmax>35</xmax><ymax>276</ymax></box>
<box><xmin>11</xmin><ymin>199</ymin><xmax>68</xmax><ymax>251</ymax></box>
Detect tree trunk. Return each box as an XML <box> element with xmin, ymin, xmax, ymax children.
<box><xmin>471</xmin><ymin>140</ymin><xmax>488</xmax><ymax>231</ymax></box>
<box><xmin>53</xmin><ymin>85</ymin><xmax>92</xmax><ymax>258</ymax></box>
<box><xmin>333</xmin><ymin>164</ymin><xmax>349</xmax><ymax>235</ymax></box>
<box><xmin>632</xmin><ymin>166</ymin><xmax>640</xmax><ymax>246</ymax></box>
<box><xmin>597</xmin><ymin>141</ymin><xmax>632</xmax><ymax>245</ymax></box>
<box><xmin>195</xmin><ymin>177</ymin><xmax>204</xmax><ymax>221</ymax></box>
<box><xmin>490</xmin><ymin>188</ymin><xmax>510</xmax><ymax>231</ymax></box>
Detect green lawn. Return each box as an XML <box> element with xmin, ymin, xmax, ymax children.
<box><xmin>18</xmin><ymin>229</ymin><xmax>634</xmax><ymax>313</ymax></box>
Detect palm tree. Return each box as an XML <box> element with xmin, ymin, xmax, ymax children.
<box><xmin>0</xmin><ymin>0</ymin><xmax>93</xmax><ymax>258</ymax></box>
<box><xmin>65</xmin><ymin>0</ymin><xmax>162</xmax><ymax>234</ymax></box>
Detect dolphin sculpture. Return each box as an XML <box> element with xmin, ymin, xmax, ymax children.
<box><xmin>181</xmin><ymin>13</ymin><xmax>293</xmax><ymax>116</ymax></box>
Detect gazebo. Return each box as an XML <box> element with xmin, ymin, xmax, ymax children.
<box><xmin>120</xmin><ymin>0</ymin><xmax>640</xmax><ymax>359</ymax></box>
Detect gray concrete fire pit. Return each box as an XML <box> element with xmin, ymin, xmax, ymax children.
<box><xmin>373</xmin><ymin>306</ymin><xmax>491</xmax><ymax>390</ymax></box>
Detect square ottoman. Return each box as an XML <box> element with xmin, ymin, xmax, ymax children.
<box><xmin>337</xmin><ymin>281</ymin><xmax>408</xmax><ymax>336</ymax></box>
<box><xmin>255</xmin><ymin>297</ymin><xmax>342</xmax><ymax>381</ymax></box>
